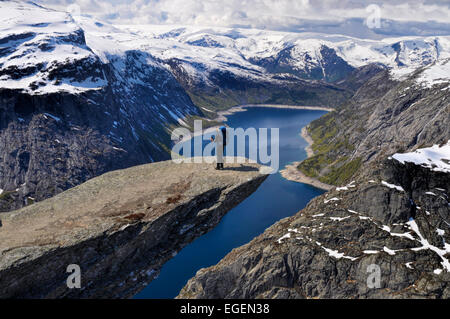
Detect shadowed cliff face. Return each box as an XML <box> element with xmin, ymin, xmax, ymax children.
<box><xmin>0</xmin><ymin>54</ymin><xmax>201</xmax><ymax>213</ymax></box>
<box><xmin>0</xmin><ymin>159</ymin><xmax>269</xmax><ymax>298</ymax></box>
<box><xmin>178</xmin><ymin>160</ymin><xmax>450</xmax><ymax>299</ymax></box>
<box><xmin>0</xmin><ymin>3</ymin><xmax>202</xmax><ymax>212</ymax></box>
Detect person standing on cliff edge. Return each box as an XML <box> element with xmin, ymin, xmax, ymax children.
<box><xmin>211</xmin><ymin>126</ymin><xmax>227</xmax><ymax>170</ymax></box>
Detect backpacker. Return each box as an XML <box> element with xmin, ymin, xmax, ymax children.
<box><xmin>220</xmin><ymin>126</ymin><xmax>227</xmax><ymax>146</ymax></box>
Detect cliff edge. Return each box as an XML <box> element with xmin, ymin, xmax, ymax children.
<box><xmin>0</xmin><ymin>158</ymin><xmax>269</xmax><ymax>298</ymax></box>
<box><xmin>178</xmin><ymin>158</ymin><xmax>450</xmax><ymax>299</ymax></box>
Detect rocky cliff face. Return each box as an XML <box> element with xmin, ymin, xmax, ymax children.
<box><xmin>177</xmin><ymin>61</ymin><xmax>450</xmax><ymax>299</ymax></box>
<box><xmin>178</xmin><ymin>158</ymin><xmax>450</xmax><ymax>299</ymax></box>
<box><xmin>297</xmin><ymin>60</ymin><xmax>450</xmax><ymax>186</ymax></box>
<box><xmin>0</xmin><ymin>1</ymin><xmax>201</xmax><ymax>212</ymax></box>
<box><xmin>0</xmin><ymin>159</ymin><xmax>269</xmax><ymax>298</ymax></box>
<box><xmin>0</xmin><ymin>1</ymin><xmax>356</xmax><ymax>213</ymax></box>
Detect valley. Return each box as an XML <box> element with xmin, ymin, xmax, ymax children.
<box><xmin>0</xmin><ymin>0</ymin><xmax>449</xmax><ymax>299</ymax></box>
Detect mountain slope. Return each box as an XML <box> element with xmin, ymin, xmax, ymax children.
<box><xmin>297</xmin><ymin>59</ymin><xmax>450</xmax><ymax>186</ymax></box>
<box><xmin>179</xmin><ymin>155</ymin><xmax>450</xmax><ymax>298</ymax></box>
<box><xmin>1</xmin><ymin>0</ymin><xmax>449</xmax><ymax>213</ymax></box>
<box><xmin>178</xmin><ymin>64</ymin><xmax>450</xmax><ymax>299</ymax></box>
<box><xmin>0</xmin><ymin>1</ymin><xmax>201</xmax><ymax>211</ymax></box>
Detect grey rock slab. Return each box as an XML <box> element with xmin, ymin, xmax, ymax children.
<box><xmin>0</xmin><ymin>158</ymin><xmax>269</xmax><ymax>298</ymax></box>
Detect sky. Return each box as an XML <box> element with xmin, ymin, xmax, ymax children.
<box><xmin>35</xmin><ymin>0</ymin><xmax>450</xmax><ymax>37</ymax></box>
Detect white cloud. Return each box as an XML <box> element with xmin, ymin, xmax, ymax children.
<box><xmin>35</xmin><ymin>0</ymin><xmax>450</xmax><ymax>35</ymax></box>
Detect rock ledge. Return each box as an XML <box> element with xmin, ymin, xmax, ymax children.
<box><xmin>0</xmin><ymin>158</ymin><xmax>268</xmax><ymax>298</ymax></box>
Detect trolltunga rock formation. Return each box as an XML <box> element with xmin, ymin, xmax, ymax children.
<box><xmin>0</xmin><ymin>158</ymin><xmax>269</xmax><ymax>298</ymax></box>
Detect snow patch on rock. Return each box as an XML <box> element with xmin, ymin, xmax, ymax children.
<box><xmin>392</xmin><ymin>141</ymin><xmax>450</xmax><ymax>173</ymax></box>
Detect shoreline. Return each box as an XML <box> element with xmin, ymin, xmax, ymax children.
<box><xmin>181</xmin><ymin>103</ymin><xmax>334</xmax><ymax>191</ymax></box>
<box><xmin>300</xmin><ymin>126</ymin><xmax>314</xmax><ymax>158</ymax></box>
<box><xmin>214</xmin><ymin>104</ymin><xmax>333</xmax><ymax>122</ymax></box>
<box><xmin>179</xmin><ymin>104</ymin><xmax>333</xmax><ymax>143</ymax></box>
<box><xmin>280</xmin><ymin>120</ymin><xmax>334</xmax><ymax>191</ymax></box>
<box><xmin>280</xmin><ymin>161</ymin><xmax>333</xmax><ymax>191</ymax></box>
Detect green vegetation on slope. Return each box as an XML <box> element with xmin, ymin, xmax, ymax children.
<box><xmin>297</xmin><ymin>111</ymin><xmax>361</xmax><ymax>186</ymax></box>
<box><xmin>319</xmin><ymin>157</ymin><xmax>362</xmax><ymax>185</ymax></box>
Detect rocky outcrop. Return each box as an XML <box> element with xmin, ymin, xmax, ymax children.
<box><xmin>0</xmin><ymin>159</ymin><xmax>269</xmax><ymax>298</ymax></box>
<box><xmin>0</xmin><ymin>2</ymin><xmax>203</xmax><ymax>212</ymax></box>
<box><xmin>178</xmin><ymin>159</ymin><xmax>450</xmax><ymax>298</ymax></box>
<box><xmin>177</xmin><ymin>63</ymin><xmax>450</xmax><ymax>299</ymax></box>
<box><xmin>297</xmin><ymin>63</ymin><xmax>449</xmax><ymax>186</ymax></box>
<box><xmin>0</xmin><ymin>50</ymin><xmax>201</xmax><ymax>213</ymax></box>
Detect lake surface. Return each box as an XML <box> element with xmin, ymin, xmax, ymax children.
<box><xmin>135</xmin><ymin>107</ymin><xmax>327</xmax><ymax>299</ymax></box>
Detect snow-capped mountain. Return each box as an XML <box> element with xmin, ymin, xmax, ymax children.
<box><xmin>0</xmin><ymin>1</ymin><xmax>106</xmax><ymax>94</ymax></box>
<box><xmin>0</xmin><ymin>0</ymin><xmax>449</xmax><ymax>212</ymax></box>
<box><xmin>0</xmin><ymin>1</ymin><xmax>201</xmax><ymax>211</ymax></box>
<box><xmin>83</xmin><ymin>19</ymin><xmax>450</xmax><ymax>109</ymax></box>
<box><xmin>116</xmin><ymin>24</ymin><xmax>450</xmax><ymax>84</ymax></box>
<box><xmin>2</xmin><ymin>1</ymin><xmax>449</xmax><ymax>103</ymax></box>
<box><xmin>0</xmin><ymin>2</ymin><xmax>199</xmax><ymax>124</ymax></box>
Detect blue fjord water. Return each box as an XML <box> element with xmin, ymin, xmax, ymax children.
<box><xmin>135</xmin><ymin>107</ymin><xmax>327</xmax><ymax>299</ymax></box>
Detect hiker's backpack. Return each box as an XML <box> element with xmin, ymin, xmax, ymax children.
<box><xmin>220</xmin><ymin>126</ymin><xmax>227</xmax><ymax>146</ymax></box>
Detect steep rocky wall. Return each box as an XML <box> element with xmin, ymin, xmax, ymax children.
<box><xmin>297</xmin><ymin>66</ymin><xmax>449</xmax><ymax>186</ymax></box>
<box><xmin>0</xmin><ymin>159</ymin><xmax>269</xmax><ymax>298</ymax></box>
<box><xmin>178</xmin><ymin>159</ymin><xmax>450</xmax><ymax>298</ymax></box>
<box><xmin>0</xmin><ymin>52</ymin><xmax>201</xmax><ymax>212</ymax></box>
<box><xmin>180</xmin><ymin>65</ymin><xmax>450</xmax><ymax>299</ymax></box>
